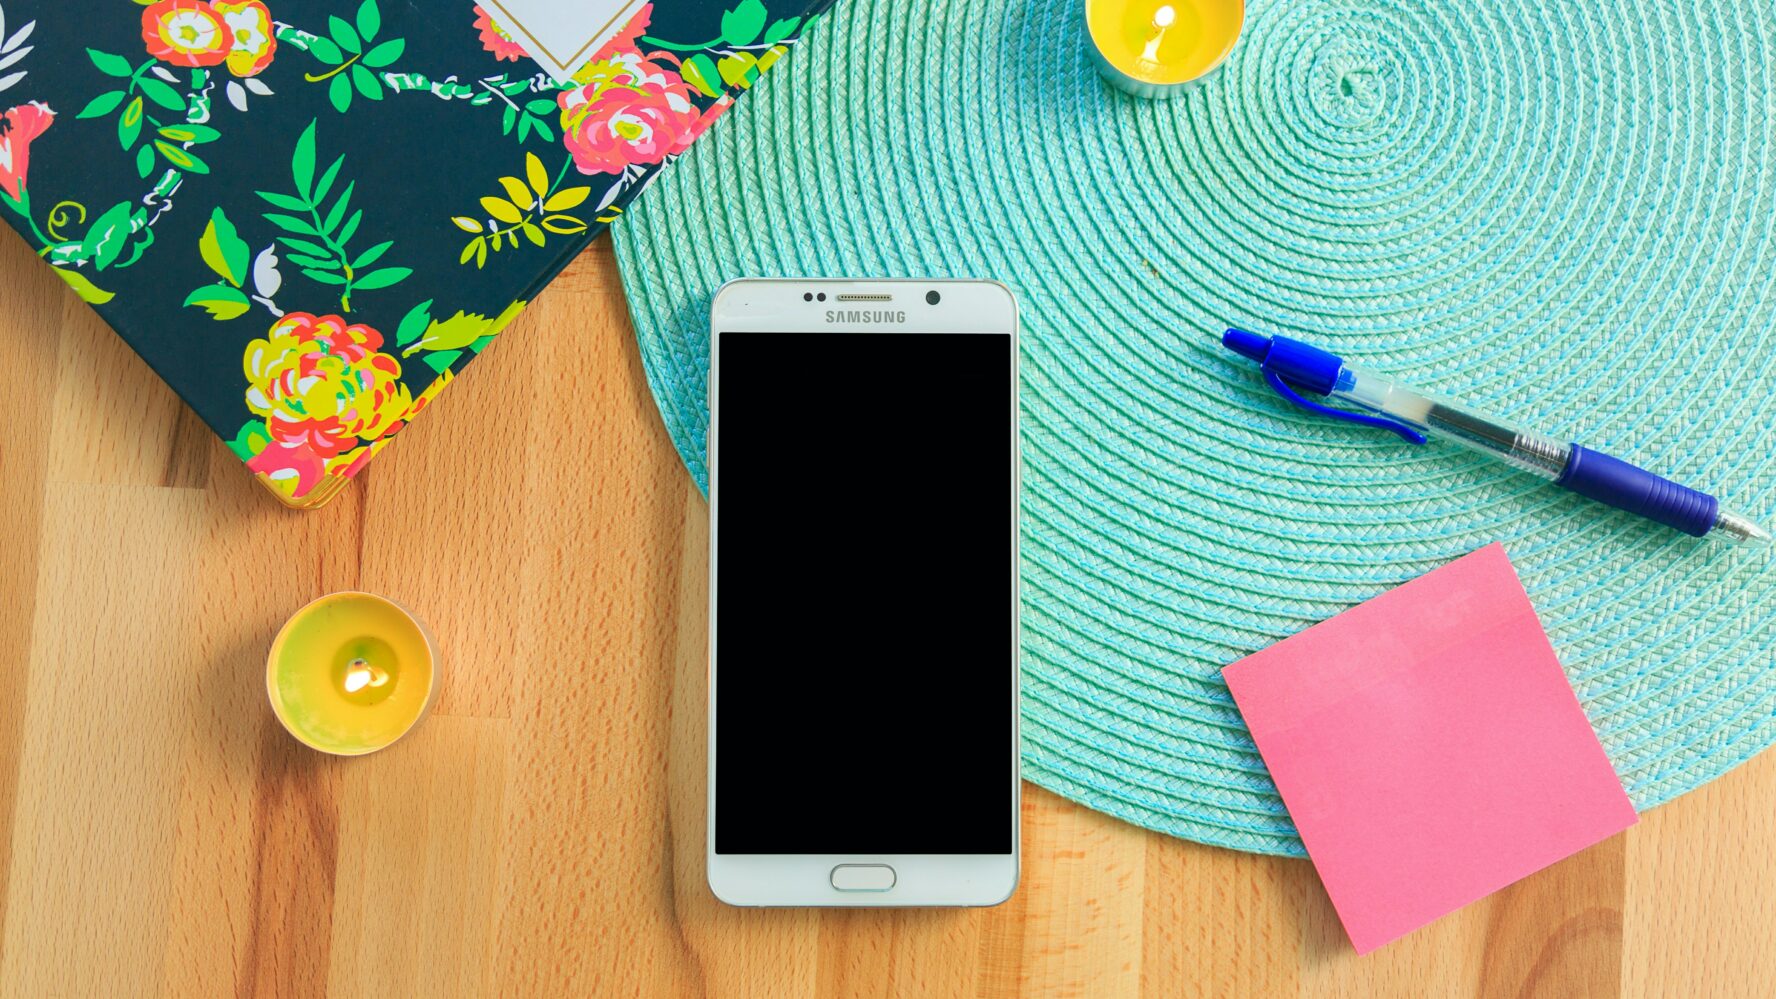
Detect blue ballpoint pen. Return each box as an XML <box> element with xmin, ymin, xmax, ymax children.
<box><xmin>1222</xmin><ymin>329</ymin><xmax>1771</xmax><ymax>545</ymax></box>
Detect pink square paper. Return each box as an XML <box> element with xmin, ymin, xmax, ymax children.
<box><xmin>1222</xmin><ymin>543</ymin><xmax>1637</xmax><ymax>954</ymax></box>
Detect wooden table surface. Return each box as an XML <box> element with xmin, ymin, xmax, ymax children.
<box><xmin>2</xmin><ymin>231</ymin><xmax>1773</xmax><ymax>998</ymax></box>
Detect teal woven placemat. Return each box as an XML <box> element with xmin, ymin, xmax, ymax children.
<box><xmin>613</xmin><ymin>0</ymin><xmax>1776</xmax><ymax>856</ymax></box>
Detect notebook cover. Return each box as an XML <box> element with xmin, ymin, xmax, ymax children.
<box><xmin>0</xmin><ymin>0</ymin><xmax>828</xmax><ymax>506</ymax></box>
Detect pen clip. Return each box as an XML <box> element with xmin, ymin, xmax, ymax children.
<box><xmin>1262</xmin><ymin>370</ymin><xmax>1428</xmax><ymax>445</ymax></box>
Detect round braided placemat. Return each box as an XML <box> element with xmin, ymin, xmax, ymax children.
<box><xmin>613</xmin><ymin>0</ymin><xmax>1776</xmax><ymax>855</ymax></box>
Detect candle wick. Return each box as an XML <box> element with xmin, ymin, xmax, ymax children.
<box><xmin>1139</xmin><ymin>5</ymin><xmax>1175</xmax><ymax>65</ymax></box>
<box><xmin>343</xmin><ymin>657</ymin><xmax>389</xmax><ymax>694</ymax></box>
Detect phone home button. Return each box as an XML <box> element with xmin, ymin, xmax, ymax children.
<box><xmin>830</xmin><ymin>864</ymin><xmax>896</xmax><ymax>892</ymax></box>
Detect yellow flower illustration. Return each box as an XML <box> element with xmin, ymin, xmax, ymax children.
<box><xmin>214</xmin><ymin>1</ymin><xmax>277</xmax><ymax>78</ymax></box>
<box><xmin>241</xmin><ymin>312</ymin><xmax>413</xmax><ymax>498</ymax></box>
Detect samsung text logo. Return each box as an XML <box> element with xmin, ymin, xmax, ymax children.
<box><xmin>825</xmin><ymin>310</ymin><xmax>906</xmax><ymax>324</ymax></box>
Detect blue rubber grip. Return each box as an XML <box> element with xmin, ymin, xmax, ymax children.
<box><xmin>1556</xmin><ymin>445</ymin><xmax>1719</xmax><ymax>537</ymax></box>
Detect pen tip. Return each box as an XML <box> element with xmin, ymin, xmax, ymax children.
<box><xmin>1715</xmin><ymin>509</ymin><xmax>1771</xmax><ymax>546</ymax></box>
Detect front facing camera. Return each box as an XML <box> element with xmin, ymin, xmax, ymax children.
<box><xmin>926</xmin><ymin>290</ymin><xmax>941</xmax><ymax>305</ymax></box>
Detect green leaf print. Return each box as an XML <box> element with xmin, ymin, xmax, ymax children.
<box><xmin>183</xmin><ymin>283</ymin><xmax>251</xmax><ymax>320</ymax></box>
<box><xmin>328</xmin><ymin>15</ymin><xmax>361</xmax><ymax>55</ymax></box>
<box><xmin>328</xmin><ymin>73</ymin><xmax>352</xmax><ymax>113</ymax></box>
<box><xmin>401</xmin><ymin>310</ymin><xmax>495</xmax><ymax>356</ymax></box>
<box><xmin>156</xmin><ymin>123</ymin><xmax>219</xmax><ymax>144</ymax></box>
<box><xmin>273</xmin><ymin>236</ymin><xmax>330</xmax><ymax>258</ymax></box>
<box><xmin>351</xmin><ymin>266</ymin><xmax>410</xmax><ymax>291</ymax></box>
<box><xmin>312</xmin><ymin>157</ymin><xmax>344</xmax><ymax>203</ymax></box>
<box><xmin>288</xmin><ymin>2</ymin><xmax>408</xmax><ymax>114</ymax></box>
<box><xmin>362</xmin><ymin>38</ymin><xmax>403</xmax><ymax>68</ymax></box>
<box><xmin>136</xmin><ymin>76</ymin><xmax>186</xmax><ymax>113</ymax></box>
<box><xmin>227</xmin><ymin>420</ymin><xmax>271</xmax><ymax>461</ymax></box>
<box><xmin>264</xmin><ymin>212</ymin><xmax>320</xmax><ymax>236</ymax></box>
<box><xmin>393</xmin><ymin>299</ymin><xmax>434</xmax><ymax>347</ymax></box>
<box><xmin>52</xmin><ymin>267</ymin><xmax>114</xmax><ymax>304</ymax></box>
<box><xmin>356</xmin><ymin>0</ymin><xmax>381</xmax><ymax>43</ymax></box>
<box><xmin>305</xmin><ymin>35</ymin><xmax>343</xmax><ymax>64</ymax></box>
<box><xmin>763</xmin><ymin>16</ymin><xmax>801</xmax><ymax>45</ymax></box>
<box><xmin>322</xmin><ymin>182</ymin><xmax>354</xmax><ymax>232</ymax></box>
<box><xmin>76</xmin><ymin>90</ymin><xmax>124</xmax><ymax>119</ymax></box>
<box><xmin>421</xmin><ymin>349</ymin><xmax>463</xmax><ymax>375</ymax></box>
<box><xmin>254</xmin><ymin>119</ymin><xmax>410</xmax><ymax>311</ymax></box>
<box><xmin>153</xmin><ymin>141</ymin><xmax>208</xmax><ymax>174</ymax></box>
<box><xmin>350</xmin><ymin>239</ymin><xmax>392</xmax><ymax>269</ymax></box>
<box><xmin>682</xmin><ymin>55</ymin><xmax>722</xmax><ymax>98</ymax></box>
<box><xmin>86</xmin><ymin>48</ymin><xmax>132</xmax><ymax>77</ymax></box>
<box><xmin>350</xmin><ymin>64</ymin><xmax>383</xmax><ymax>101</ymax></box>
<box><xmin>199</xmin><ymin>207</ymin><xmax>250</xmax><ymax>287</ymax></box>
<box><xmin>81</xmin><ymin>201</ymin><xmax>134</xmax><ymax>271</ymax></box>
<box><xmin>291</xmin><ymin>120</ymin><xmax>317</xmax><ymax>197</ymax></box>
<box><xmin>85</xmin><ymin>52</ymin><xmax>205</xmax><ymax>184</ymax></box>
<box><xmin>117</xmin><ymin>95</ymin><xmax>142</xmax><ymax>150</ymax></box>
<box><xmin>720</xmin><ymin>0</ymin><xmax>768</xmax><ymax>46</ymax></box>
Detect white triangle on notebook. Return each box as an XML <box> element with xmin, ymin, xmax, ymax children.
<box><xmin>478</xmin><ymin>0</ymin><xmax>647</xmax><ymax>83</ymax></box>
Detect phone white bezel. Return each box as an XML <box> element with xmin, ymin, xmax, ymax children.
<box><xmin>707</xmin><ymin>278</ymin><xmax>1021</xmax><ymax>907</ymax></box>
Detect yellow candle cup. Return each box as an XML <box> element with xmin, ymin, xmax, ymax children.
<box><xmin>1087</xmin><ymin>0</ymin><xmax>1245</xmax><ymax>98</ymax></box>
<box><xmin>267</xmin><ymin>592</ymin><xmax>438</xmax><ymax>755</ymax></box>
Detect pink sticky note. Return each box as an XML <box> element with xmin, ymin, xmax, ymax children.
<box><xmin>1222</xmin><ymin>543</ymin><xmax>1637</xmax><ymax>954</ymax></box>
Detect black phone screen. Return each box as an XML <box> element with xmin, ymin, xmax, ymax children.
<box><xmin>713</xmin><ymin>330</ymin><xmax>1015</xmax><ymax>855</ymax></box>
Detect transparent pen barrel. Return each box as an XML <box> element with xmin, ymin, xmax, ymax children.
<box><xmin>1331</xmin><ymin>366</ymin><xmax>1572</xmax><ymax>479</ymax></box>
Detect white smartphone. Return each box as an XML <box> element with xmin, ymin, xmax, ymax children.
<box><xmin>707</xmin><ymin>278</ymin><xmax>1021</xmax><ymax>907</ymax></box>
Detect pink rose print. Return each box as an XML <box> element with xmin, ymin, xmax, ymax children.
<box><xmin>472</xmin><ymin>4</ymin><xmax>528</xmax><ymax>62</ymax></box>
<box><xmin>558</xmin><ymin>57</ymin><xmax>702</xmax><ymax>175</ymax></box>
<box><xmin>0</xmin><ymin>102</ymin><xmax>54</xmax><ymax>201</ymax></box>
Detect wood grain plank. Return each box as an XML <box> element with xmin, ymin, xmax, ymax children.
<box><xmin>353</xmin><ymin>333</ymin><xmax>538</xmax><ymax>721</ymax></box>
<box><xmin>973</xmin><ymin>842</ymin><xmax>1032</xmax><ymax>998</ymax></box>
<box><xmin>161</xmin><ymin>466</ymin><xmax>342</xmax><ymax>999</ymax></box>
<box><xmin>0</xmin><ymin>233</ymin><xmax>73</xmax><ymax>958</ymax></box>
<box><xmin>44</xmin><ymin>298</ymin><xmax>208</xmax><ymax>487</ymax></box>
<box><xmin>236</xmin><ymin>723</ymin><xmax>344</xmax><ymax>999</ymax></box>
<box><xmin>0</xmin><ymin>484</ymin><xmax>206</xmax><ymax>997</ymax></box>
<box><xmin>814</xmin><ymin>907</ymin><xmax>987</xmax><ymax>999</ymax></box>
<box><xmin>1013</xmin><ymin>790</ymin><xmax>1146</xmax><ymax>998</ymax></box>
<box><xmin>1624</xmin><ymin>750</ymin><xmax>1776</xmax><ymax>997</ymax></box>
<box><xmin>326</xmin><ymin>716</ymin><xmax>508</xmax><ymax>999</ymax></box>
<box><xmin>488</xmin><ymin>263</ymin><xmax>702</xmax><ymax>996</ymax></box>
<box><xmin>1478</xmin><ymin>836</ymin><xmax>1625</xmax><ymax>999</ymax></box>
<box><xmin>1141</xmin><ymin>830</ymin><xmax>1303</xmax><ymax>998</ymax></box>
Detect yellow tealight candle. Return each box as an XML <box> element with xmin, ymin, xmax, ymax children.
<box><xmin>1086</xmin><ymin>0</ymin><xmax>1245</xmax><ymax>98</ymax></box>
<box><xmin>267</xmin><ymin>592</ymin><xmax>437</xmax><ymax>755</ymax></box>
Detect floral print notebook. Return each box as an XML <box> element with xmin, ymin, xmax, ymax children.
<box><xmin>0</xmin><ymin>0</ymin><xmax>827</xmax><ymax>507</ymax></box>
